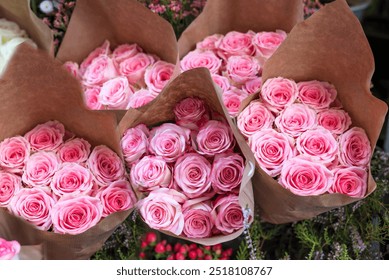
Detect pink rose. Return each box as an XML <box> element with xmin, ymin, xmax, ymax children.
<box><xmin>130</xmin><ymin>156</ymin><xmax>171</xmax><ymax>192</ymax></box>
<box><xmin>329</xmin><ymin>166</ymin><xmax>367</xmax><ymax>198</ymax></box>
<box><xmin>217</xmin><ymin>31</ymin><xmax>255</xmax><ymax>60</ymax></box>
<box><xmin>149</xmin><ymin>123</ymin><xmax>190</xmax><ymax>163</ymax></box>
<box><xmin>242</xmin><ymin>77</ymin><xmax>262</xmax><ymax>95</ymax></box>
<box><xmin>8</xmin><ymin>188</ymin><xmax>55</xmax><ymax>230</ymax></box>
<box><xmin>51</xmin><ymin>195</ymin><xmax>103</xmax><ymax>234</ymax></box>
<box><xmin>144</xmin><ymin>61</ymin><xmax>174</xmax><ymax>94</ymax></box>
<box><xmin>121</xmin><ymin>124</ymin><xmax>149</xmax><ymax>166</ymax></box>
<box><xmin>0</xmin><ymin>136</ymin><xmax>30</xmax><ymax>173</ymax></box>
<box><xmin>275</xmin><ymin>104</ymin><xmax>317</xmax><ymax>137</ymax></box>
<box><xmin>57</xmin><ymin>138</ymin><xmax>91</xmax><ymax>164</ymax></box>
<box><xmin>24</xmin><ymin>120</ymin><xmax>65</xmax><ymax>152</ymax></box>
<box><xmin>180</xmin><ymin>50</ymin><xmax>222</xmax><ymax>74</ymax></box>
<box><xmin>226</xmin><ymin>55</ymin><xmax>261</xmax><ymax>84</ymax></box>
<box><xmin>222</xmin><ymin>87</ymin><xmax>249</xmax><ymax>117</ymax></box>
<box><xmin>119</xmin><ymin>53</ymin><xmax>155</xmax><ymax>85</ymax></box>
<box><xmin>196</xmin><ymin>34</ymin><xmax>223</xmax><ymax>52</ymax></box>
<box><xmin>194</xmin><ymin>120</ymin><xmax>235</xmax><ymax>156</ymax></box>
<box><xmin>97</xmin><ymin>179</ymin><xmax>137</xmax><ymax>217</ymax></box>
<box><xmin>182</xmin><ymin>201</ymin><xmax>214</xmax><ymax>238</ymax></box>
<box><xmin>297</xmin><ymin>80</ymin><xmax>337</xmax><ymax>110</ymax></box>
<box><xmin>99</xmin><ymin>76</ymin><xmax>134</xmax><ymax>109</ymax></box>
<box><xmin>339</xmin><ymin>127</ymin><xmax>371</xmax><ymax>167</ymax></box>
<box><xmin>87</xmin><ymin>145</ymin><xmax>125</xmax><ymax>186</ymax></box>
<box><xmin>82</xmin><ymin>56</ymin><xmax>118</xmax><ymax>87</ymax></box>
<box><xmin>138</xmin><ymin>188</ymin><xmax>185</xmax><ymax>235</ymax></box>
<box><xmin>252</xmin><ymin>30</ymin><xmax>287</xmax><ymax>60</ymax></box>
<box><xmin>174</xmin><ymin>97</ymin><xmax>210</xmax><ymax>131</ymax></box>
<box><xmin>318</xmin><ymin>108</ymin><xmax>352</xmax><ymax>135</ymax></box>
<box><xmin>174</xmin><ymin>153</ymin><xmax>212</xmax><ymax>199</ymax></box>
<box><xmin>211</xmin><ymin>74</ymin><xmax>231</xmax><ymax>92</ymax></box>
<box><xmin>22</xmin><ymin>151</ymin><xmax>59</xmax><ymax>188</ymax></box>
<box><xmin>249</xmin><ymin>129</ymin><xmax>294</xmax><ymax>177</ymax></box>
<box><xmin>296</xmin><ymin>128</ymin><xmax>339</xmax><ymax>165</ymax></box>
<box><xmin>84</xmin><ymin>87</ymin><xmax>104</xmax><ymax>110</ymax></box>
<box><xmin>211</xmin><ymin>152</ymin><xmax>244</xmax><ymax>194</ymax></box>
<box><xmin>79</xmin><ymin>40</ymin><xmax>111</xmax><ymax>75</ymax></box>
<box><xmin>112</xmin><ymin>43</ymin><xmax>142</xmax><ymax>64</ymax></box>
<box><xmin>127</xmin><ymin>89</ymin><xmax>156</xmax><ymax>109</ymax></box>
<box><xmin>63</xmin><ymin>61</ymin><xmax>80</xmax><ymax>79</ymax></box>
<box><xmin>0</xmin><ymin>171</ymin><xmax>22</xmax><ymax>207</ymax></box>
<box><xmin>260</xmin><ymin>77</ymin><xmax>298</xmax><ymax>112</ymax></box>
<box><xmin>0</xmin><ymin>238</ymin><xmax>20</xmax><ymax>260</ymax></box>
<box><xmin>212</xmin><ymin>194</ymin><xmax>243</xmax><ymax>234</ymax></box>
<box><xmin>279</xmin><ymin>156</ymin><xmax>334</xmax><ymax>196</ymax></box>
<box><xmin>237</xmin><ymin>100</ymin><xmax>274</xmax><ymax>138</ymax></box>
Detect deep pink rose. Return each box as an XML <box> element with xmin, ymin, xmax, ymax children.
<box><xmin>226</xmin><ymin>55</ymin><xmax>261</xmax><ymax>84</ymax></box>
<box><xmin>242</xmin><ymin>77</ymin><xmax>262</xmax><ymax>95</ymax></box>
<box><xmin>51</xmin><ymin>195</ymin><xmax>103</xmax><ymax>234</ymax></box>
<box><xmin>99</xmin><ymin>76</ymin><xmax>134</xmax><ymax>109</ymax></box>
<box><xmin>121</xmin><ymin>124</ymin><xmax>149</xmax><ymax>166</ymax></box>
<box><xmin>112</xmin><ymin>43</ymin><xmax>142</xmax><ymax>64</ymax></box>
<box><xmin>260</xmin><ymin>77</ymin><xmax>299</xmax><ymax>112</ymax></box>
<box><xmin>79</xmin><ymin>40</ymin><xmax>111</xmax><ymax>75</ymax></box>
<box><xmin>84</xmin><ymin>87</ymin><xmax>104</xmax><ymax>110</ymax></box>
<box><xmin>24</xmin><ymin>120</ymin><xmax>65</xmax><ymax>152</ymax></box>
<box><xmin>252</xmin><ymin>30</ymin><xmax>287</xmax><ymax>60</ymax></box>
<box><xmin>211</xmin><ymin>74</ymin><xmax>231</xmax><ymax>92</ymax></box>
<box><xmin>119</xmin><ymin>53</ymin><xmax>155</xmax><ymax>85</ymax></box>
<box><xmin>0</xmin><ymin>238</ymin><xmax>21</xmax><ymax>260</ymax></box>
<box><xmin>127</xmin><ymin>88</ymin><xmax>156</xmax><ymax>109</ymax></box>
<box><xmin>130</xmin><ymin>155</ymin><xmax>171</xmax><ymax>192</ymax></box>
<box><xmin>249</xmin><ymin>129</ymin><xmax>294</xmax><ymax>177</ymax></box>
<box><xmin>297</xmin><ymin>80</ymin><xmax>337</xmax><ymax>110</ymax></box>
<box><xmin>57</xmin><ymin>138</ymin><xmax>91</xmax><ymax>164</ymax></box>
<box><xmin>174</xmin><ymin>97</ymin><xmax>210</xmax><ymax>131</ymax></box>
<box><xmin>212</xmin><ymin>194</ymin><xmax>243</xmax><ymax>234</ymax></box>
<box><xmin>275</xmin><ymin>104</ymin><xmax>317</xmax><ymax>137</ymax></box>
<box><xmin>196</xmin><ymin>34</ymin><xmax>223</xmax><ymax>52</ymax></box>
<box><xmin>8</xmin><ymin>188</ymin><xmax>55</xmax><ymax>230</ymax></box>
<box><xmin>222</xmin><ymin>87</ymin><xmax>249</xmax><ymax>117</ymax></box>
<box><xmin>216</xmin><ymin>31</ymin><xmax>255</xmax><ymax>60</ymax></box>
<box><xmin>182</xmin><ymin>201</ymin><xmax>214</xmax><ymax>238</ymax></box>
<box><xmin>63</xmin><ymin>61</ymin><xmax>80</xmax><ymax>79</ymax></box>
<box><xmin>87</xmin><ymin>145</ymin><xmax>125</xmax><ymax>186</ymax></box>
<box><xmin>82</xmin><ymin>56</ymin><xmax>118</xmax><ymax>87</ymax></box>
<box><xmin>279</xmin><ymin>156</ymin><xmax>334</xmax><ymax>196</ymax></box>
<box><xmin>211</xmin><ymin>152</ymin><xmax>244</xmax><ymax>194</ymax></box>
<box><xmin>339</xmin><ymin>127</ymin><xmax>371</xmax><ymax>167</ymax></box>
<box><xmin>329</xmin><ymin>166</ymin><xmax>368</xmax><ymax>198</ymax></box>
<box><xmin>144</xmin><ymin>61</ymin><xmax>174</xmax><ymax>94</ymax></box>
<box><xmin>180</xmin><ymin>50</ymin><xmax>222</xmax><ymax>74</ymax></box>
<box><xmin>0</xmin><ymin>136</ymin><xmax>30</xmax><ymax>173</ymax></box>
<box><xmin>0</xmin><ymin>171</ymin><xmax>22</xmax><ymax>207</ymax></box>
<box><xmin>318</xmin><ymin>108</ymin><xmax>352</xmax><ymax>135</ymax></box>
<box><xmin>237</xmin><ymin>100</ymin><xmax>275</xmax><ymax>138</ymax></box>
<box><xmin>22</xmin><ymin>151</ymin><xmax>59</xmax><ymax>188</ymax></box>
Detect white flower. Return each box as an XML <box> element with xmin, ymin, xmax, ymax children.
<box><xmin>39</xmin><ymin>1</ymin><xmax>55</xmax><ymax>14</ymax></box>
<box><xmin>0</xmin><ymin>19</ymin><xmax>27</xmax><ymax>45</ymax></box>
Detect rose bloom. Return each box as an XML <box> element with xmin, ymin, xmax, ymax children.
<box><xmin>24</xmin><ymin>120</ymin><xmax>65</xmax><ymax>152</ymax></box>
<box><xmin>127</xmin><ymin>88</ymin><xmax>156</xmax><ymax>109</ymax></box>
<box><xmin>174</xmin><ymin>97</ymin><xmax>210</xmax><ymax>131</ymax></box>
<box><xmin>252</xmin><ymin>30</ymin><xmax>287</xmax><ymax>60</ymax></box>
<box><xmin>211</xmin><ymin>152</ymin><xmax>244</xmax><ymax>194</ymax></box>
<box><xmin>318</xmin><ymin>108</ymin><xmax>352</xmax><ymax>135</ymax></box>
<box><xmin>79</xmin><ymin>40</ymin><xmax>111</xmax><ymax>75</ymax></box>
<box><xmin>180</xmin><ymin>50</ymin><xmax>222</xmax><ymax>74</ymax></box>
<box><xmin>212</xmin><ymin>194</ymin><xmax>243</xmax><ymax>234</ymax></box>
<box><xmin>97</xmin><ymin>180</ymin><xmax>137</xmax><ymax>217</ymax></box>
<box><xmin>297</xmin><ymin>80</ymin><xmax>337</xmax><ymax>110</ymax></box>
<box><xmin>279</xmin><ymin>156</ymin><xmax>334</xmax><ymax>196</ymax></box>
<box><xmin>216</xmin><ymin>31</ymin><xmax>255</xmax><ymax>60</ymax></box>
<box><xmin>296</xmin><ymin>128</ymin><xmax>339</xmax><ymax>165</ymax></box>
<box><xmin>226</xmin><ymin>55</ymin><xmax>261</xmax><ymax>84</ymax></box>
<box><xmin>119</xmin><ymin>53</ymin><xmax>155</xmax><ymax>85</ymax></box>
<box><xmin>194</xmin><ymin>120</ymin><xmax>235</xmax><ymax>156</ymax></box>
<box><xmin>144</xmin><ymin>61</ymin><xmax>174</xmax><ymax>94</ymax></box>
<box><xmin>0</xmin><ymin>136</ymin><xmax>30</xmax><ymax>173</ymax></box>
<box><xmin>130</xmin><ymin>155</ymin><xmax>171</xmax><ymax>192</ymax></box>
<box><xmin>22</xmin><ymin>151</ymin><xmax>59</xmax><ymax>188</ymax></box>
<box><xmin>82</xmin><ymin>56</ymin><xmax>118</xmax><ymax>87</ymax></box>
<box><xmin>196</xmin><ymin>34</ymin><xmax>223</xmax><ymax>52</ymax></box>
<box><xmin>222</xmin><ymin>87</ymin><xmax>249</xmax><ymax>117</ymax></box>
<box><xmin>249</xmin><ymin>129</ymin><xmax>294</xmax><ymax>177</ymax></box>
<box><xmin>237</xmin><ymin>100</ymin><xmax>274</xmax><ymax>138</ymax></box>
<box><xmin>329</xmin><ymin>166</ymin><xmax>368</xmax><ymax>198</ymax></box>
<box><xmin>63</xmin><ymin>61</ymin><xmax>80</xmax><ymax>79</ymax></box>
<box><xmin>182</xmin><ymin>201</ymin><xmax>214</xmax><ymax>238</ymax></box>
<box><xmin>149</xmin><ymin>123</ymin><xmax>190</xmax><ymax>163</ymax></box>
<box><xmin>57</xmin><ymin>138</ymin><xmax>91</xmax><ymax>164</ymax></box>
<box><xmin>8</xmin><ymin>188</ymin><xmax>55</xmax><ymax>231</ymax></box>
<box><xmin>260</xmin><ymin>77</ymin><xmax>299</xmax><ymax>112</ymax></box>
<box><xmin>112</xmin><ymin>43</ymin><xmax>142</xmax><ymax>64</ymax></box>
<box><xmin>83</xmin><ymin>87</ymin><xmax>104</xmax><ymax>110</ymax></box>
<box><xmin>138</xmin><ymin>188</ymin><xmax>185</xmax><ymax>235</ymax></box>
<box><xmin>275</xmin><ymin>104</ymin><xmax>317</xmax><ymax>137</ymax></box>
<box><xmin>87</xmin><ymin>145</ymin><xmax>125</xmax><ymax>186</ymax></box>
<box><xmin>242</xmin><ymin>77</ymin><xmax>262</xmax><ymax>95</ymax></box>
<box><xmin>99</xmin><ymin>76</ymin><xmax>134</xmax><ymax>109</ymax></box>
<box><xmin>339</xmin><ymin>127</ymin><xmax>371</xmax><ymax>167</ymax></box>
<box><xmin>0</xmin><ymin>238</ymin><xmax>21</xmax><ymax>260</ymax></box>
<box><xmin>0</xmin><ymin>171</ymin><xmax>22</xmax><ymax>207</ymax></box>
<box><xmin>51</xmin><ymin>195</ymin><xmax>103</xmax><ymax>234</ymax></box>
<box><xmin>121</xmin><ymin>124</ymin><xmax>149</xmax><ymax>166</ymax></box>
<box><xmin>211</xmin><ymin>74</ymin><xmax>231</xmax><ymax>92</ymax></box>
<box><xmin>174</xmin><ymin>153</ymin><xmax>212</xmax><ymax>199</ymax></box>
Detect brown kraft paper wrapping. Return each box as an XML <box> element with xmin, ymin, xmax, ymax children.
<box><xmin>118</xmin><ymin>68</ymin><xmax>255</xmax><ymax>245</ymax></box>
<box><xmin>0</xmin><ymin>0</ymin><xmax>53</xmax><ymax>54</ymax></box>
<box><xmin>246</xmin><ymin>0</ymin><xmax>388</xmax><ymax>224</ymax></box>
<box><xmin>178</xmin><ymin>0</ymin><xmax>304</xmax><ymax>58</ymax></box>
<box><xmin>0</xmin><ymin>44</ymin><xmax>133</xmax><ymax>259</ymax></box>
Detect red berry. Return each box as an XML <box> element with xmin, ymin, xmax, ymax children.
<box><xmin>179</xmin><ymin>244</ymin><xmax>189</xmax><ymax>255</ymax></box>
<box><xmin>167</xmin><ymin>254</ymin><xmax>175</xmax><ymax>260</ymax></box>
<box><xmin>145</xmin><ymin>232</ymin><xmax>157</xmax><ymax>245</ymax></box>
<box><xmin>141</xmin><ymin>241</ymin><xmax>148</xmax><ymax>249</ymax></box>
<box><xmin>155</xmin><ymin>242</ymin><xmax>166</xmax><ymax>254</ymax></box>
<box><xmin>196</xmin><ymin>248</ymin><xmax>204</xmax><ymax>258</ymax></box>
<box><xmin>188</xmin><ymin>250</ymin><xmax>197</xmax><ymax>260</ymax></box>
<box><xmin>203</xmin><ymin>246</ymin><xmax>211</xmax><ymax>251</ymax></box>
<box><xmin>223</xmin><ymin>248</ymin><xmax>233</xmax><ymax>257</ymax></box>
<box><xmin>165</xmin><ymin>244</ymin><xmax>172</xmax><ymax>252</ymax></box>
<box><xmin>189</xmin><ymin>244</ymin><xmax>197</xmax><ymax>250</ymax></box>
<box><xmin>204</xmin><ymin>255</ymin><xmax>212</xmax><ymax>260</ymax></box>
<box><xmin>174</xmin><ymin>243</ymin><xmax>182</xmax><ymax>252</ymax></box>
<box><xmin>175</xmin><ymin>252</ymin><xmax>185</xmax><ymax>260</ymax></box>
<box><xmin>213</xmin><ymin>244</ymin><xmax>222</xmax><ymax>255</ymax></box>
<box><xmin>139</xmin><ymin>252</ymin><xmax>146</xmax><ymax>259</ymax></box>
<box><xmin>219</xmin><ymin>257</ymin><xmax>228</xmax><ymax>260</ymax></box>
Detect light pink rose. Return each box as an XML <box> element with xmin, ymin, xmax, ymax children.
<box><xmin>0</xmin><ymin>171</ymin><xmax>22</xmax><ymax>207</ymax></box>
<box><xmin>249</xmin><ymin>129</ymin><xmax>294</xmax><ymax>177</ymax></box>
<box><xmin>87</xmin><ymin>145</ymin><xmax>125</xmax><ymax>186</ymax></box>
<box><xmin>174</xmin><ymin>153</ymin><xmax>212</xmax><ymax>199</ymax></box>
<box><xmin>296</xmin><ymin>128</ymin><xmax>339</xmax><ymax>165</ymax></box>
<box><xmin>57</xmin><ymin>138</ymin><xmax>91</xmax><ymax>164</ymax></box>
<box><xmin>212</xmin><ymin>194</ymin><xmax>243</xmax><ymax>234</ymax></box>
<box><xmin>24</xmin><ymin>120</ymin><xmax>65</xmax><ymax>152</ymax></box>
<box><xmin>237</xmin><ymin>100</ymin><xmax>274</xmax><ymax>138</ymax></box>
<box><xmin>180</xmin><ymin>50</ymin><xmax>222</xmax><ymax>74</ymax></box>
<box><xmin>112</xmin><ymin>43</ymin><xmax>142</xmax><ymax>64</ymax></box>
<box><xmin>22</xmin><ymin>151</ymin><xmax>59</xmax><ymax>188</ymax></box>
<box><xmin>318</xmin><ymin>108</ymin><xmax>351</xmax><ymax>135</ymax></box>
<box><xmin>275</xmin><ymin>104</ymin><xmax>317</xmax><ymax>137</ymax></box>
<box><xmin>121</xmin><ymin>124</ymin><xmax>149</xmax><ymax>166</ymax></box>
<box><xmin>0</xmin><ymin>238</ymin><xmax>20</xmax><ymax>260</ymax></box>
<box><xmin>79</xmin><ymin>40</ymin><xmax>111</xmax><ymax>75</ymax></box>
<box><xmin>196</xmin><ymin>34</ymin><xmax>223</xmax><ymax>52</ymax></box>
<box><xmin>211</xmin><ymin>152</ymin><xmax>244</xmax><ymax>194</ymax></box>
<box><xmin>138</xmin><ymin>188</ymin><xmax>185</xmax><ymax>235</ymax></box>
<box><xmin>149</xmin><ymin>123</ymin><xmax>190</xmax><ymax>163</ymax></box>
<box><xmin>216</xmin><ymin>31</ymin><xmax>255</xmax><ymax>60</ymax></box>
<box><xmin>222</xmin><ymin>87</ymin><xmax>249</xmax><ymax>117</ymax></box>
<box><xmin>99</xmin><ymin>76</ymin><xmax>134</xmax><ymax>109</ymax></box>
<box><xmin>51</xmin><ymin>195</ymin><xmax>103</xmax><ymax>234</ymax></box>
<box><xmin>297</xmin><ymin>80</ymin><xmax>337</xmax><ymax>110</ymax></box>
<box><xmin>226</xmin><ymin>55</ymin><xmax>261</xmax><ymax>84</ymax></box>
<box><xmin>8</xmin><ymin>188</ymin><xmax>55</xmax><ymax>230</ymax></box>
<box><xmin>82</xmin><ymin>56</ymin><xmax>118</xmax><ymax>87</ymax></box>
<box><xmin>329</xmin><ymin>166</ymin><xmax>367</xmax><ymax>198</ymax></box>
<box><xmin>174</xmin><ymin>97</ymin><xmax>210</xmax><ymax>131</ymax></box>
<box><xmin>119</xmin><ymin>53</ymin><xmax>155</xmax><ymax>85</ymax></box>
<box><xmin>182</xmin><ymin>201</ymin><xmax>214</xmax><ymax>238</ymax></box>
<box><xmin>84</xmin><ymin>87</ymin><xmax>104</xmax><ymax>110</ymax></box>
<box><xmin>144</xmin><ymin>61</ymin><xmax>174</xmax><ymax>94</ymax></box>
<box><xmin>130</xmin><ymin>155</ymin><xmax>171</xmax><ymax>192</ymax></box>
<box><xmin>279</xmin><ymin>156</ymin><xmax>334</xmax><ymax>196</ymax></box>
<box><xmin>194</xmin><ymin>120</ymin><xmax>235</xmax><ymax>156</ymax></box>
<box><xmin>63</xmin><ymin>61</ymin><xmax>80</xmax><ymax>79</ymax></box>
<box><xmin>252</xmin><ymin>30</ymin><xmax>287</xmax><ymax>60</ymax></box>
<box><xmin>0</xmin><ymin>136</ymin><xmax>30</xmax><ymax>173</ymax></box>
<box><xmin>242</xmin><ymin>77</ymin><xmax>262</xmax><ymax>95</ymax></box>
<box><xmin>339</xmin><ymin>127</ymin><xmax>371</xmax><ymax>167</ymax></box>
<box><xmin>211</xmin><ymin>74</ymin><xmax>231</xmax><ymax>92</ymax></box>
<box><xmin>97</xmin><ymin>179</ymin><xmax>137</xmax><ymax>217</ymax></box>
<box><xmin>127</xmin><ymin>88</ymin><xmax>156</xmax><ymax>109</ymax></box>
<box><xmin>260</xmin><ymin>77</ymin><xmax>299</xmax><ymax>112</ymax></box>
